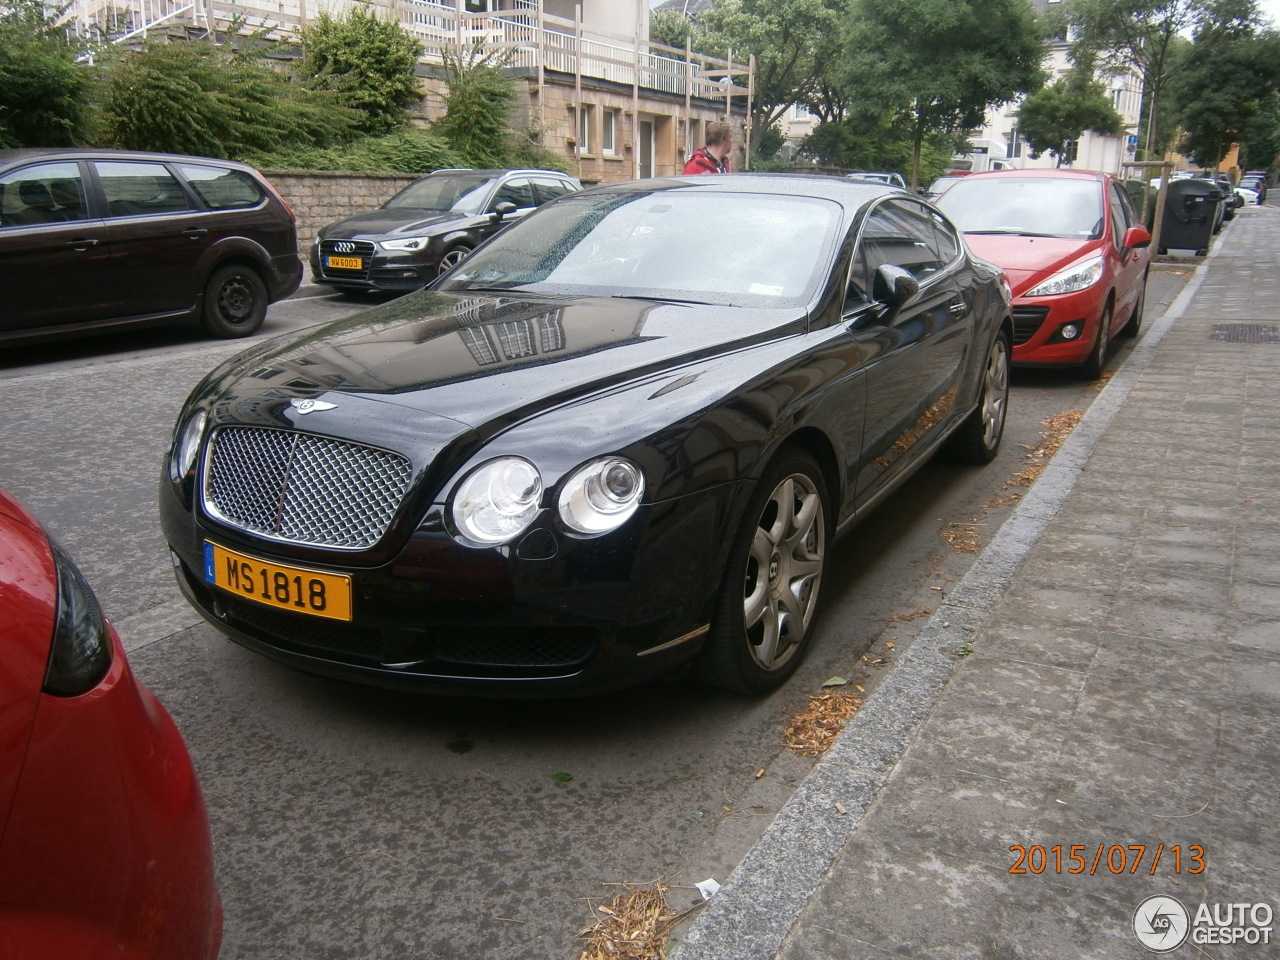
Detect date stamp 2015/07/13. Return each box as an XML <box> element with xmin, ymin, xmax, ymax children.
<box><xmin>1009</xmin><ymin>843</ymin><xmax>1206</xmax><ymax>877</ymax></box>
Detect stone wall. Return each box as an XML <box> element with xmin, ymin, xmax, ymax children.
<box><xmin>264</xmin><ymin>170</ymin><xmax>419</xmax><ymax>254</ymax></box>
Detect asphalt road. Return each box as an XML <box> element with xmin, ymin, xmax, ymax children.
<box><xmin>0</xmin><ymin>268</ymin><xmax>1189</xmax><ymax>960</ymax></box>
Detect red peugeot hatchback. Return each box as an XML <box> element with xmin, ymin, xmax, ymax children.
<box><xmin>0</xmin><ymin>488</ymin><xmax>221</xmax><ymax>958</ymax></box>
<box><xmin>936</xmin><ymin>168</ymin><xmax>1152</xmax><ymax>379</ymax></box>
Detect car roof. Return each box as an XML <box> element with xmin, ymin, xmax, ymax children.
<box><xmin>956</xmin><ymin>168</ymin><xmax>1107</xmax><ymax>182</ymax></box>
<box><xmin>580</xmin><ymin>172</ymin><xmax>905</xmax><ymax>202</ymax></box>
<box><xmin>420</xmin><ymin>168</ymin><xmax>577</xmax><ymax>178</ymax></box>
<box><xmin>0</xmin><ymin>147</ymin><xmax>262</xmax><ymax>172</ymax></box>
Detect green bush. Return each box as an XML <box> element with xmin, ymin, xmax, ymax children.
<box><xmin>246</xmin><ymin>128</ymin><xmax>464</xmax><ymax>173</ymax></box>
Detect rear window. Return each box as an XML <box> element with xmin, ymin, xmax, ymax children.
<box><xmin>95</xmin><ymin>161</ymin><xmax>191</xmax><ymax>217</ymax></box>
<box><xmin>178</xmin><ymin>164</ymin><xmax>265</xmax><ymax>210</ymax></box>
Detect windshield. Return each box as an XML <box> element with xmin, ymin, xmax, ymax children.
<box><xmin>440</xmin><ymin>188</ymin><xmax>841</xmax><ymax>307</ymax></box>
<box><xmin>384</xmin><ymin>175</ymin><xmax>495</xmax><ymax>214</ymax></box>
<box><xmin>936</xmin><ymin>176</ymin><xmax>1104</xmax><ymax>239</ymax></box>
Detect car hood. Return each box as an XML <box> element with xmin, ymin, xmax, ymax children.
<box><xmin>196</xmin><ymin>290</ymin><xmax>807</xmax><ymax>491</ymax></box>
<box><xmin>318</xmin><ymin>210</ymin><xmax>467</xmax><ymax>240</ymax></box>
<box><xmin>962</xmin><ymin>235</ymin><xmax>1105</xmax><ymax>296</ymax></box>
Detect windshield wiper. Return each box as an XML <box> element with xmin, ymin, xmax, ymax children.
<box><xmin>966</xmin><ymin>229</ymin><xmax>1064</xmax><ymax>238</ymax></box>
<box><xmin>610</xmin><ymin>294</ymin><xmax>716</xmax><ymax>306</ymax></box>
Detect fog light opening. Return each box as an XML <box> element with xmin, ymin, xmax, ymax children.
<box><xmin>1060</xmin><ymin>323</ymin><xmax>1081</xmax><ymax>341</ymax></box>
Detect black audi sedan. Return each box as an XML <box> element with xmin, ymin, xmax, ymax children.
<box><xmin>309</xmin><ymin>168</ymin><xmax>581</xmax><ymax>293</ymax></box>
<box><xmin>161</xmin><ymin>174</ymin><xmax>1013</xmax><ymax>698</ymax></box>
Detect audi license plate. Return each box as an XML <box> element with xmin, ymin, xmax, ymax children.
<box><xmin>203</xmin><ymin>542</ymin><xmax>352</xmax><ymax>621</ymax></box>
<box><xmin>326</xmin><ymin>255</ymin><xmax>363</xmax><ymax>270</ymax></box>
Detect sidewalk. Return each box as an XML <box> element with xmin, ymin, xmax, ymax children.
<box><xmin>672</xmin><ymin>205</ymin><xmax>1280</xmax><ymax>959</ymax></box>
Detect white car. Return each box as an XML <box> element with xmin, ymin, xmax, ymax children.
<box><xmin>1235</xmin><ymin>184</ymin><xmax>1260</xmax><ymax>205</ymax></box>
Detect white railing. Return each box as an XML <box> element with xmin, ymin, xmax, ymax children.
<box><xmin>60</xmin><ymin>0</ymin><xmax>750</xmax><ymax>104</ymax></box>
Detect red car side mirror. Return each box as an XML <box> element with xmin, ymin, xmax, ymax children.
<box><xmin>1122</xmin><ymin>225</ymin><xmax>1152</xmax><ymax>250</ymax></box>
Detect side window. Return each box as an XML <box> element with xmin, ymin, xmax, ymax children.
<box><xmin>1108</xmin><ymin>184</ymin><xmax>1127</xmax><ymax>250</ymax></box>
<box><xmin>95</xmin><ymin>161</ymin><xmax>192</xmax><ymax>218</ymax></box>
<box><xmin>532</xmin><ymin>177</ymin><xmax>574</xmax><ymax>205</ymax></box>
<box><xmin>857</xmin><ymin>198</ymin><xmax>946</xmax><ymax>286</ymax></box>
<box><xmin>492</xmin><ymin>178</ymin><xmax>536</xmax><ymax>211</ymax></box>
<box><xmin>0</xmin><ymin>161</ymin><xmax>87</xmax><ymax>228</ymax></box>
<box><xmin>845</xmin><ymin>240</ymin><xmax>873</xmax><ymax>311</ymax></box>
<box><xmin>930</xmin><ymin>209</ymin><xmax>961</xmax><ymax>264</ymax></box>
<box><xmin>178</xmin><ymin>164</ymin><xmax>265</xmax><ymax>210</ymax></box>
<box><xmin>1111</xmin><ymin>182</ymin><xmax>1138</xmax><ymax>247</ymax></box>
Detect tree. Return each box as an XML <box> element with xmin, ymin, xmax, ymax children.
<box><xmin>802</xmin><ymin>112</ymin><xmax>962</xmax><ymax>178</ymax></box>
<box><xmin>1058</xmin><ymin>0</ymin><xmax>1262</xmax><ymax>158</ymax></box>
<box><xmin>1240</xmin><ymin>88</ymin><xmax>1280</xmax><ymax>170</ymax></box>
<box><xmin>102</xmin><ymin>40</ymin><xmax>358</xmax><ymax>158</ymax></box>
<box><xmin>649</xmin><ymin>9</ymin><xmax>700</xmax><ymax>53</ymax></box>
<box><xmin>432</xmin><ymin>44</ymin><xmax>519</xmax><ymax>168</ymax></box>
<box><xmin>700</xmin><ymin>0</ymin><xmax>843</xmax><ymax>152</ymax></box>
<box><xmin>300</xmin><ymin>6</ymin><xmax>423</xmax><ymax>136</ymax></box>
<box><xmin>0</xmin><ymin>0</ymin><xmax>90</xmax><ymax>147</ymax></box>
<box><xmin>1171</xmin><ymin>26</ymin><xmax>1280</xmax><ymax>168</ymax></box>
<box><xmin>838</xmin><ymin>0</ymin><xmax>1047</xmax><ymax>189</ymax></box>
<box><xmin>1016</xmin><ymin>70</ymin><xmax>1125</xmax><ymax>163</ymax></box>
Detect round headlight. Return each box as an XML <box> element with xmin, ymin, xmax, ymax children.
<box><xmin>451</xmin><ymin>458</ymin><xmax>543</xmax><ymax>545</ymax></box>
<box><xmin>171</xmin><ymin>409</ymin><xmax>207</xmax><ymax>481</ymax></box>
<box><xmin>558</xmin><ymin>457</ymin><xmax>645</xmax><ymax>535</ymax></box>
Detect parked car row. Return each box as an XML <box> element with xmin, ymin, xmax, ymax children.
<box><xmin>5</xmin><ymin>146</ymin><xmax>1211</xmax><ymax>950</ymax></box>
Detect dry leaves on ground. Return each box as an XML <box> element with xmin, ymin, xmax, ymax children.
<box><xmin>784</xmin><ymin>691</ymin><xmax>864</xmax><ymax>757</ymax></box>
<box><xmin>1004</xmin><ymin>411</ymin><xmax>1083</xmax><ymax>489</ymax></box>
<box><xmin>578</xmin><ymin>883</ymin><xmax>687</xmax><ymax>960</ymax></box>
<box><xmin>940</xmin><ymin>524</ymin><xmax>982</xmax><ymax>553</ymax></box>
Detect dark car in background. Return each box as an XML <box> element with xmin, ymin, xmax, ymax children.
<box><xmin>309</xmin><ymin>168</ymin><xmax>582</xmax><ymax>294</ymax></box>
<box><xmin>0</xmin><ymin>487</ymin><xmax>221</xmax><ymax>958</ymax></box>
<box><xmin>0</xmin><ymin>149</ymin><xmax>302</xmax><ymax>346</ymax></box>
<box><xmin>161</xmin><ymin>174</ymin><xmax>1012</xmax><ymax>698</ymax></box>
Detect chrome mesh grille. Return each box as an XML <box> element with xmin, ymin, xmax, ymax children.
<box><xmin>205</xmin><ymin>427</ymin><xmax>413</xmax><ymax>548</ymax></box>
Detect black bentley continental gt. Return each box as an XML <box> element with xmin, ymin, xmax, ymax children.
<box><xmin>160</xmin><ymin>174</ymin><xmax>1013</xmax><ymax>697</ymax></box>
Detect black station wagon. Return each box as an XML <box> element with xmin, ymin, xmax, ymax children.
<box><xmin>0</xmin><ymin>149</ymin><xmax>302</xmax><ymax>346</ymax></box>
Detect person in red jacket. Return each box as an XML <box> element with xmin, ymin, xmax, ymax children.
<box><xmin>683</xmin><ymin>121</ymin><xmax>732</xmax><ymax>174</ymax></box>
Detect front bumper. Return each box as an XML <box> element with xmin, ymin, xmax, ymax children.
<box><xmin>161</xmin><ymin>480</ymin><xmax>749</xmax><ymax>698</ymax></box>
<box><xmin>310</xmin><ymin>244</ymin><xmax>435</xmax><ymax>292</ymax></box>
<box><xmin>1009</xmin><ymin>288</ymin><xmax>1107</xmax><ymax>366</ymax></box>
<box><xmin>0</xmin><ymin>629</ymin><xmax>222</xmax><ymax>958</ymax></box>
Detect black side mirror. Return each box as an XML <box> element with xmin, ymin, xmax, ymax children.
<box><xmin>491</xmin><ymin>201</ymin><xmax>517</xmax><ymax>221</ymax></box>
<box><xmin>872</xmin><ymin>263</ymin><xmax>920</xmax><ymax>313</ymax></box>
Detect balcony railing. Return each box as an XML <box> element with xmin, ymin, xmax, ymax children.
<box><xmin>62</xmin><ymin>0</ymin><xmax>752</xmax><ymax>105</ymax></box>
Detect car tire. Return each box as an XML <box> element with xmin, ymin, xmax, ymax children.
<box><xmin>701</xmin><ymin>450</ymin><xmax>829</xmax><ymax>694</ymax></box>
<box><xmin>1076</xmin><ymin>300</ymin><xmax>1113</xmax><ymax>381</ymax></box>
<box><xmin>947</xmin><ymin>330</ymin><xmax>1010</xmax><ymax>465</ymax></box>
<box><xmin>437</xmin><ymin>244</ymin><xmax>473</xmax><ymax>276</ymax></box>
<box><xmin>201</xmin><ymin>264</ymin><xmax>267</xmax><ymax>338</ymax></box>
<box><xmin>1120</xmin><ymin>273</ymin><xmax>1147</xmax><ymax>338</ymax></box>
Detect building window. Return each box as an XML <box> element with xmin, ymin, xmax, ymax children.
<box><xmin>578</xmin><ymin>105</ymin><xmax>592</xmax><ymax>153</ymax></box>
<box><xmin>793</xmin><ymin>103</ymin><xmax>811</xmax><ymax>119</ymax></box>
<box><xmin>602</xmin><ymin>110</ymin><xmax>617</xmax><ymax>154</ymax></box>
<box><xmin>1006</xmin><ymin>126</ymin><xmax>1023</xmax><ymax>159</ymax></box>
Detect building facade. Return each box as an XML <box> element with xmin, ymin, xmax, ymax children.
<box><xmin>62</xmin><ymin>0</ymin><xmax>753</xmax><ymax>183</ymax></box>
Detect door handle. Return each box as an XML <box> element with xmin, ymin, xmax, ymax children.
<box><xmin>65</xmin><ymin>238</ymin><xmax>99</xmax><ymax>251</ymax></box>
<box><xmin>948</xmin><ymin>299</ymin><xmax>968</xmax><ymax>317</ymax></box>
<box><xmin>182</xmin><ymin>228</ymin><xmax>208</xmax><ymax>240</ymax></box>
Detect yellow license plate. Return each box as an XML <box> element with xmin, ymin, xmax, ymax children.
<box><xmin>326</xmin><ymin>255</ymin><xmax>363</xmax><ymax>270</ymax></box>
<box><xmin>203</xmin><ymin>542</ymin><xmax>352</xmax><ymax>621</ymax></box>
